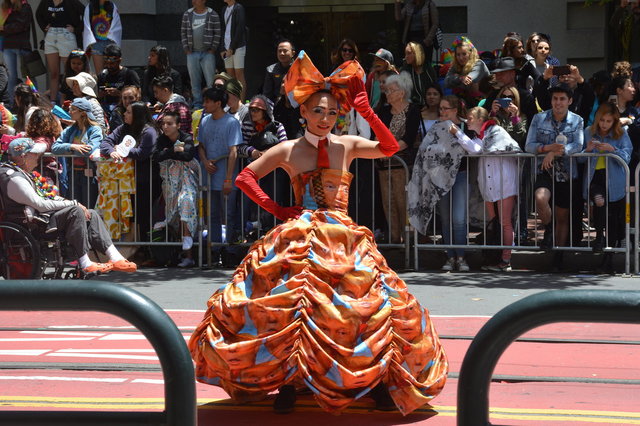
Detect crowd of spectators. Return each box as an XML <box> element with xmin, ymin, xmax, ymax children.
<box><xmin>0</xmin><ymin>0</ymin><xmax>639</xmax><ymax>272</ymax></box>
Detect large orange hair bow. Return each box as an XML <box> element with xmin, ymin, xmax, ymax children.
<box><xmin>284</xmin><ymin>50</ymin><xmax>365</xmax><ymax>110</ymax></box>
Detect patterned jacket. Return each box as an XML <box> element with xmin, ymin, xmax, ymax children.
<box><xmin>180</xmin><ymin>7</ymin><xmax>221</xmax><ymax>52</ymax></box>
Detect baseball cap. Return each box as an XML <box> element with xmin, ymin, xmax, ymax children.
<box><xmin>369</xmin><ymin>48</ymin><xmax>394</xmax><ymax>65</ymax></box>
<box><xmin>7</xmin><ymin>137</ymin><xmax>47</xmax><ymax>157</ymax></box>
<box><xmin>71</xmin><ymin>98</ymin><xmax>97</xmax><ymax>121</ymax></box>
<box><xmin>249</xmin><ymin>96</ymin><xmax>268</xmax><ymax>111</ymax></box>
<box><xmin>491</xmin><ymin>57</ymin><xmax>517</xmax><ymax>73</ymax></box>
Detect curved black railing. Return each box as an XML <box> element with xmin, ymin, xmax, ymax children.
<box><xmin>457</xmin><ymin>290</ymin><xmax>640</xmax><ymax>426</ymax></box>
<box><xmin>0</xmin><ymin>280</ymin><xmax>196</xmax><ymax>425</ymax></box>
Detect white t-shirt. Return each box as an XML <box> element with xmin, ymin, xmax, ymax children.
<box><xmin>223</xmin><ymin>5</ymin><xmax>234</xmax><ymax>50</ymax></box>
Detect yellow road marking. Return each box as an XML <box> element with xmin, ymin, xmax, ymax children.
<box><xmin>1</xmin><ymin>397</ymin><xmax>639</xmax><ymax>424</ymax></box>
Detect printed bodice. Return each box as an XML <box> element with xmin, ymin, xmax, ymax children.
<box><xmin>291</xmin><ymin>168</ymin><xmax>353</xmax><ymax>213</ymax></box>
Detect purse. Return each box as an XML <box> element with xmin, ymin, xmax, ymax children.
<box><xmin>20</xmin><ymin>12</ymin><xmax>47</xmax><ymax>78</ymax></box>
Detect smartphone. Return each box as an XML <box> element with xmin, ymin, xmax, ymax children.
<box><xmin>497</xmin><ymin>98</ymin><xmax>511</xmax><ymax>109</ymax></box>
<box><xmin>553</xmin><ymin>65</ymin><xmax>571</xmax><ymax>76</ymax></box>
<box><xmin>608</xmin><ymin>94</ymin><xmax>618</xmax><ymax>105</ymax></box>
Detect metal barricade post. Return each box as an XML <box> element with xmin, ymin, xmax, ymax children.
<box><xmin>457</xmin><ymin>289</ymin><xmax>640</xmax><ymax>426</ymax></box>
<box><xmin>0</xmin><ymin>280</ymin><xmax>196</xmax><ymax>425</ymax></box>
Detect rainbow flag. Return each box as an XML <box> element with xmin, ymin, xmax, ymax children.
<box><xmin>25</xmin><ymin>76</ymin><xmax>38</xmax><ymax>93</ymax></box>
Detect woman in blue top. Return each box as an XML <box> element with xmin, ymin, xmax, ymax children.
<box><xmin>582</xmin><ymin>102</ymin><xmax>632</xmax><ymax>262</ymax></box>
<box><xmin>52</xmin><ymin>98</ymin><xmax>103</xmax><ymax>207</ymax></box>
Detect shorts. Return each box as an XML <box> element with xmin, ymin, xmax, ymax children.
<box><xmin>90</xmin><ymin>38</ymin><xmax>116</xmax><ymax>56</ymax></box>
<box><xmin>223</xmin><ymin>45</ymin><xmax>246</xmax><ymax>69</ymax></box>
<box><xmin>533</xmin><ymin>173</ymin><xmax>576</xmax><ymax>209</ymax></box>
<box><xmin>43</xmin><ymin>27</ymin><xmax>77</xmax><ymax>56</ymax></box>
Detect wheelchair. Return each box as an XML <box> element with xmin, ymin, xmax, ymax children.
<box><xmin>0</xmin><ymin>218</ymin><xmax>85</xmax><ymax>280</ymax></box>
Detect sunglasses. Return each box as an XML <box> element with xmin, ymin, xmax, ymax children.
<box><xmin>104</xmin><ymin>56</ymin><xmax>120</xmax><ymax>62</ymax></box>
<box><xmin>342</xmin><ymin>48</ymin><xmax>354</xmax><ymax>53</ymax></box>
<box><xmin>249</xmin><ymin>107</ymin><xmax>264</xmax><ymax>113</ymax></box>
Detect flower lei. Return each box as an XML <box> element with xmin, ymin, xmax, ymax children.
<box><xmin>31</xmin><ymin>171</ymin><xmax>59</xmax><ymax>199</ymax></box>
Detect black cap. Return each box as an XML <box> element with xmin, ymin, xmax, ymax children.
<box><xmin>491</xmin><ymin>57</ymin><xmax>516</xmax><ymax>73</ymax></box>
<box><xmin>548</xmin><ymin>83</ymin><xmax>573</xmax><ymax>99</ymax></box>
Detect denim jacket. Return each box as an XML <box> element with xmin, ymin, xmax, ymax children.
<box><xmin>581</xmin><ymin>127</ymin><xmax>632</xmax><ymax>202</ymax></box>
<box><xmin>525</xmin><ymin>110</ymin><xmax>584</xmax><ymax>179</ymax></box>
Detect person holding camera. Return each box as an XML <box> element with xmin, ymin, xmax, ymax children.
<box><xmin>534</xmin><ymin>64</ymin><xmax>595</xmax><ymax>123</ymax></box>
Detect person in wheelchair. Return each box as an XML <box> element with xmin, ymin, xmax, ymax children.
<box><xmin>0</xmin><ymin>138</ymin><xmax>137</xmax><ymax>275</ymax></box>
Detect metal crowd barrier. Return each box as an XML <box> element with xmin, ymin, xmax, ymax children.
<box><xmin>37</xmin><ymin>150</ymin><xmax>633</xmax><ymax>273</ymax></box>
<box><xmin>0</xmin><ymin>280</ymin><xmax>196</xmax><ymax>425</ymax></box>
<box><xmin>457</xmin><ymin>289</ymin><xmax>640</xmax><ymax>425</ymax></box>
<box><xmin>40</xmin><ymin>154</ymin><xmax>205</xmax><ymax>268</ymax></box>
<box><xmin>411</xmin><ymin>152</ymin><xmax>632</xmax><ymax>274</ymax></box>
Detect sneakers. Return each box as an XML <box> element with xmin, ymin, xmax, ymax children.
<box><xmin>109</xmin><ymin>259</ymin><xmax>137</xmax><ymax>272</ymax></box>
<box><xmin>178</xmin><ymin>257</ymin><xmax>195</xmax><ymax>268</ymax></box>
<box><xmin>457</xmin><ymin>257</ymin><xmax>470</xmax><ymax>272</ymax></box>
<box><xmin>487</xmin><ymin>261</ymin><xmax>512</xmax><ymax>272</ymax></box>
<box><xmin>441</xmin><ymin>257</ymin><xmax>456</xmax><ymax>271</ymax></box>
<box><xmin>83</xmin><ymin>262</ymin><xmax>113</xmax><ymax>275</ymax></box>
<box><xmin>182</xmin><ymin>236</ymin><xmax>193</xmax><ymax>251</ymax></box>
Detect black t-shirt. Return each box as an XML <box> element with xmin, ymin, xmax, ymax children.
<box><xmin>97</xmin><ymin>66</ymin><xmax>141</xmax><ymax>105</ymax></box>
<box><xmin>46</xmin><ymin>0</ymin><xmax>72</xmax><ymax>28</ymax></box>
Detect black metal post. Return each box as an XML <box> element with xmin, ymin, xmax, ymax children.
<box><xmin>457</xmin><ymin>290</ymin><xmax>640</xmax><ymax>426</ymax></box>
<box><xmin>0</xmin><ymin>280</ymin><xmax>196</xmax><ymax>425</ymax></box>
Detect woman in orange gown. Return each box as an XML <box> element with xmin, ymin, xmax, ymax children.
<box><xmin>189</xmin><ymin>51</ymin><xmax>448</xmax><ymax>415</ymax></box>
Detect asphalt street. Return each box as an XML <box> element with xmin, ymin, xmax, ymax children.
<box><xmin>94</xmin><ymin>250</ymin><xmax>640</xmax><ymax>316</ymax></box>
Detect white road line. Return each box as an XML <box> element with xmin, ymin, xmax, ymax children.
<box><xmin>55</xmin><ymin>349</ymin><xmax>156</xmax><ymax>353</ymax></box>
<box><xmin>0</xmin><ymin>350</ymin><xmax>50</xmax><ymax>356</ymax></box>
<box><xmin>0</xmin><ymin>376</ymin><xmax>126</xmax><ymax>383</ymax></box>
<box><xmin>19</xmin><ymin>331</ymin><xmax>105</xmax><ymax>336</ymax></box>
<box><xmin>46</xmin><ymin>353</ymin><xmax>159</xmax><ymax>361</ymax></box>
<box><xmin>131</xmin><ymin>379</ymin><xmax>164</xmax><ymax>384</ymax></box>
<box><xmin>0</xmin><ymin>338</ymin><xmax>96</xmax><ymax>342</ymax></box>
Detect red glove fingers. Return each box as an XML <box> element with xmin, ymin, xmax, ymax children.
<box><xmin>235</xmin><ymin>168</ymin><xmax>302</xmax><ymax>221</ymax></box>
<box><xmin>347</xmin><ymin>76</ymin><xmax>399</xmax><ymax>157</ymax></box>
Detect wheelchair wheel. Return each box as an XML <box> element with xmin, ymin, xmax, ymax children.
<box><xmin>0</xmin><ymin>222</ymin><xmax>42</xmax><ymax>279</ymax></box>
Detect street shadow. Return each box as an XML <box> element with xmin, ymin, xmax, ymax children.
<box><xmin>197</xmin><ymin>396</ymin><xmax>440</xmax><ymax>425</ymax></box>
<box><xmin>87</xmin><ymin>267</ymin><xmax>233</xmax><ymax>288</ymax></box>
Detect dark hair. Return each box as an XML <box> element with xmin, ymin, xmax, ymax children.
<box><xmin>152</xmin><ymin>75</ymin><xmax>174</xmax><ymax>91</ymax></box>
<box><xmin>124</xmin><ymin>102</ymin><xmax>154</xmax><ymax>140</ymax></box>
<box><xmin>103</xmin><ymin>43</ymin><xmax>122</xmax><ymax>58</ymax></box>
<box><xmin>611</xmin><ymin>75</ymin><xmax>632</xmax><ymax>93</ymax></box>
<box><xmin>331</xmin><ymin>38</ymin><xmax>360</xmax><ymax>65</ymax></box>
<box><xmin>14</xmin><ymin>84</ymin><xmax>50</xmax><ymax>132</ymax></box>
<box><xmin>277</xmin><ymin>39</ymin><xmax>295</xmax><ymax>52</ymax></box>
<box><xmin>162</xmin><ymin>110</ymin><xmax>180</xmax><ymax>124</ymax></box>
<box><xmin>203</xmin><ymin>87</ymin><xmax>228</xmax><ymax>105</ymax></box>
<box><xmin>89</xmin><ymin>0</ymin><xmax>114</xmax><ymax>20</ymax></box>
<box><xmin>26</xmin><ymin>109</ymin><xmax>61</xmax><ymax>139</ymax></box>
<box><xmin>424</xmin><ymin>82</ymin><xmax>443</xmax><ymax>98</ymax></box>
<box><xmin>63</xmin><ymin>50</ymin><xmax>90</xmax><ymax>78</ymax></box>
<box><xmin>501</xmin><ymin>37</ymin><xmax>525</xmax><ymax>66</ymax></box>
<box><xmin>149</xmin><ymin>45</ymin><xmax>171</xmax><ymax>75</ymax></box>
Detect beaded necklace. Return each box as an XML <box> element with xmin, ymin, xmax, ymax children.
<box><xmin>9</xmin><ymin>161</ymin><xmax>60</xmax><ymax>199</ymax></box>
<box><xmin>31</xmin><ymin>170</ymin><xmax>59</xmax><ymax>199</ymax></box>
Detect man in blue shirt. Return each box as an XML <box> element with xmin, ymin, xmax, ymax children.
<box><xmin>198</xmin><ymin>87</ymin><xmax>242</xmax><ymax>250</ymax></box>
<box><xmin>525</xmin><ymin>84</ymin><xmax>584</xmax><ymax>265</ymax></box>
